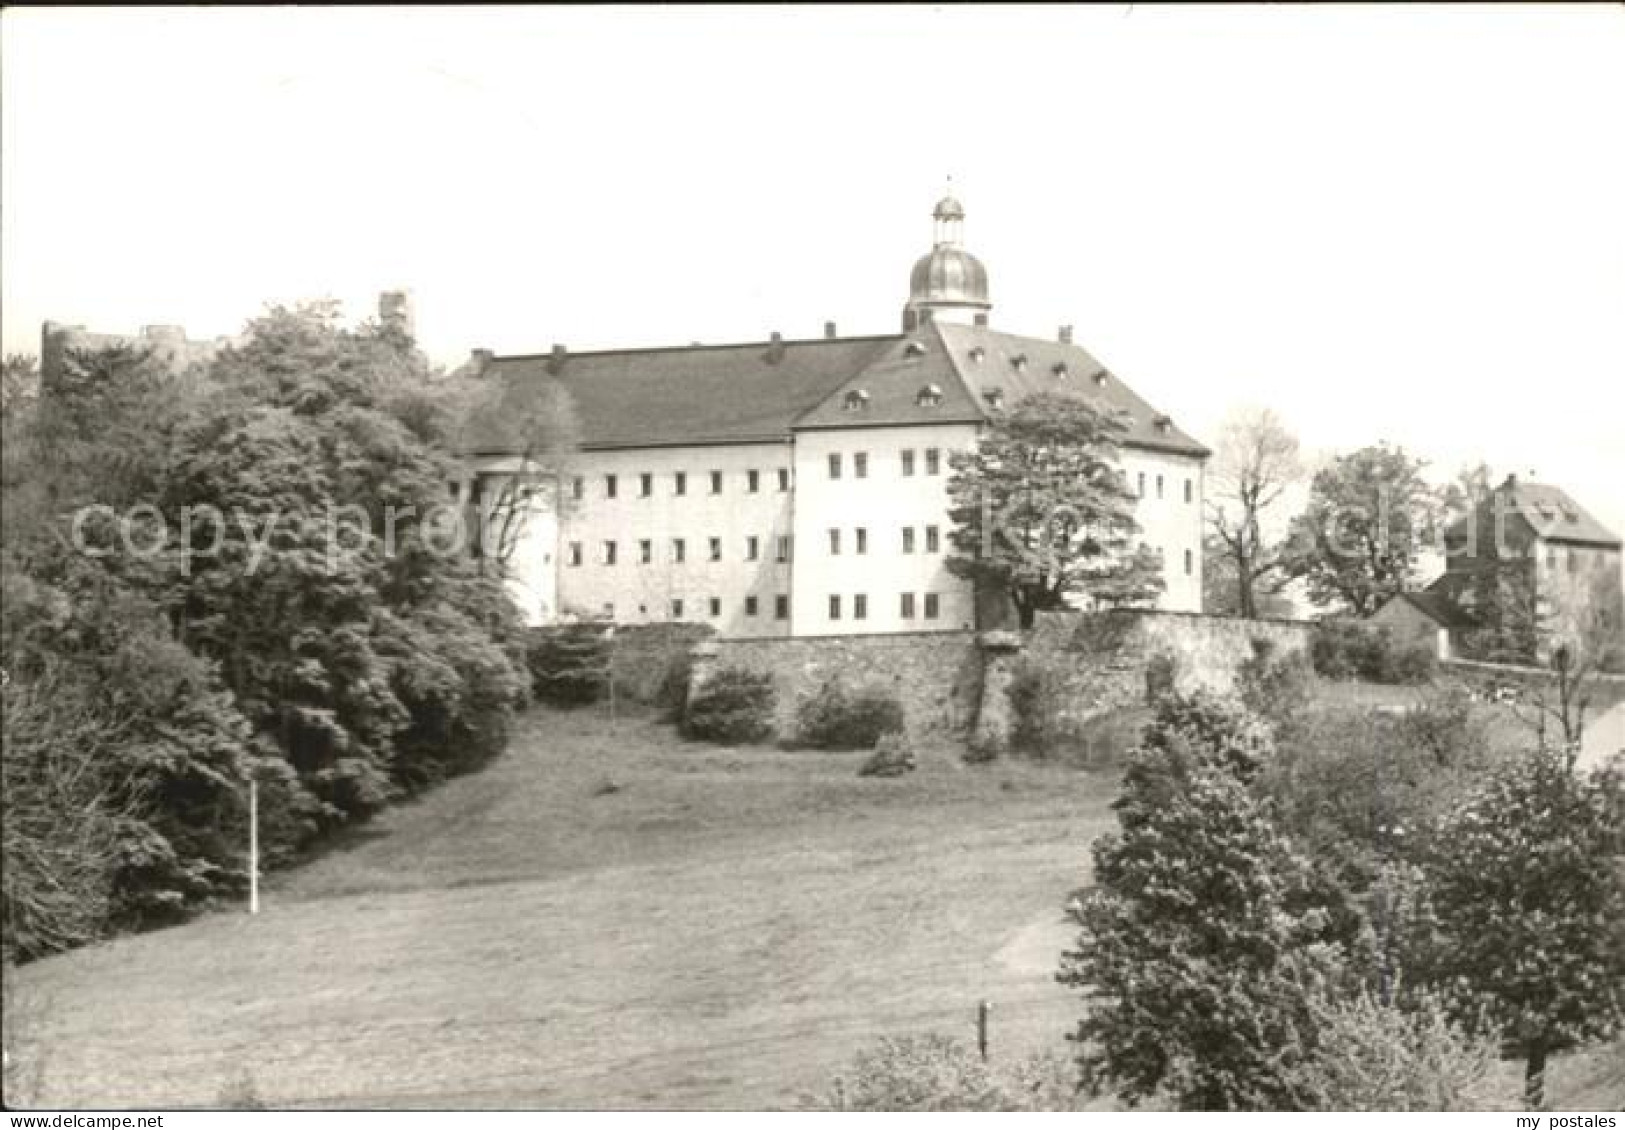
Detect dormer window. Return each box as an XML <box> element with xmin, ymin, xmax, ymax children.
<box><xmin>968</xmin><ymin>346</ymin><xmax>985</xmax><ymax>364</ymax></box>
<box><xmin>903</xmin><ymin>340</ymin><xmax>927</xmax><ymax>359</ymax></box>
<box><xmin>984</xmin><ymin>389</ymin><xmax>1006</xmax><ymax>411</ymax></box>
<box><xmin>916</xmin><ymin>383</ymin><xmax>944</xmax><ymax>408</ymax></box>
<box><xmin>1154</xmin><ymin>415</ymin><xmax>1173</xmax><ymax>434</ymax></box>
<box><xmin>1011</xmin><ymin>353</ymin><xmax>1028</xmax><ymax>373</ymax></box>
<box><xmin>843</xmin><ymin>389</ymin><xmax>871</xmax><ymax>411</ymax></box>
<box><xmin>1052</xmin><ymin>362</ymin><xmax>1069</xmax><ymax>380</ymax></box>
<box><xmin>1091</xmin><ymin>369</ymin><xmax>1109</xmax><ymax>387</ymax></box>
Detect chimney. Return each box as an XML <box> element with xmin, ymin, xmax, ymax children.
<box><xmin>766</xmin><ymin>331</ymin><xmax>786</xmax><ymax>364</ymax></box>
<box><xmin>1058</xmin><ymin>324</ymin><xmax>1073</xmax><ymax>345</ymax></box>
<box><xmin>1504</xmin><ymin>473</ymin><xmax>1518</xmax><ymax>490</ymax></box>
<box><xmin>378</xmin><ymin>290</ymin><xmax>415</xmax><ymax>340</ymax></box>
<box><xmin>824</xmin><ymin>321</ymin><xmax>837</xmax><ymax>339</ymax></box>
<box><xmin>546</xmin><ymin>343</ymin><xmax>567</xmax><ymax>375</ymax></box>
<box><xmin>468</xmin><ymin>348</ymin><xmax>494</xmax><ymax>378</ymax></box>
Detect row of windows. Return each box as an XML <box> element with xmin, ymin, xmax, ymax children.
<box><xmin>569</xmin><ymin>535</ymin><xmax>794</xmax><ymax>567</ymax></box>
<box><xmin>828</xmin><ymin>448</ymin><xmax>942</xmax><ymax>480</ymax></box>
<box><xmin>598</xmin><ymin>594</ymin><xmax>795</xmax><ymax>622</ymax></box>
<box><xmin>828</xmin><ymin>525</ymin><xmax>941</xmax><ymax>555</ymax></box>
<box><xmin>573</xmin><ymin>467</ymin><xmax>792</xmax><ymax>502</ymax></box>
<box><xmin>1136</xmin><ymin>472</ymin><xmax>1196</xmax><ymax>504</ymax></box>
<box><xmin>827</xmin><ymin>593</ymin><xmax>942</xmax><ymax>621</ymax></box>
<box><xmin>1545</xmin><ymin>544</ymin><xmax>1615</xmax><ymax>572</ymax></box>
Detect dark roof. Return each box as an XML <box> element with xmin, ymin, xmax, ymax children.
<box><xmin>1445</xmin><ymin>479</ymin><xmax>1620</xmax><ymax>549</ymax></box>
<box><xmin>1388</xmin><ymin>586</ymin><xmax>1474</xmax><ymax>629</ymax></box>
<box><xmin>475</xmin><ymin>322</ymin><xmax>1207</xmax><ymax>458</ymax></box>
<box><xmin>474</xmin><ymin>336</ymin><xmax>895</xmax><ymax>450</ymax></box>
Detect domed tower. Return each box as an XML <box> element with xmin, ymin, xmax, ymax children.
<box><xmin>902</xmin><ymin>194</ymin><xmax>991</xmax><ymax>332</ymax></box>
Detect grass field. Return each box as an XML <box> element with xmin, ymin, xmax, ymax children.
<box><xmin>7</xmin><ymin>708</ymin><xmax>1115</xmax><ymax>1110</ymax></box>
<box><xmin>7</xmin><ymin>687</ymin><xmax>1622</xmax><ymax>1110</ymax></box>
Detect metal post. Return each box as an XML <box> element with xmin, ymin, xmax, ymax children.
<box><xmin>977</xmin><ymin>1000</ymin><xmax>991</xmax><ymax>1062</ymax></box>
<box><xmin>248</xmin><ymin>776</ymin><xmax>259</xmax><ymax>916</ymax></box>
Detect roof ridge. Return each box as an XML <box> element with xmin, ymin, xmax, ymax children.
<box><xmin>492</xmin><ymin>333</ymin><xmax>903</xmax><ymax>363</ymax></box>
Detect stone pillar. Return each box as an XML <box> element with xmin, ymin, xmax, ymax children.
<box><xmin>686</xmin><ymin>639</ymin><xmax>721</xmax><ymax>707</ymax></box>
<box><xmin>972</xmin><ymin>629</ymin><xmax>1025</xmax><ymax>757</ymax></box>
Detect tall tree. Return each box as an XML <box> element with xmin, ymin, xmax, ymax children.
<box><xmin>945</xmin><ymin>392</ymin><xmax>1163</xmax><ymax>629</ymax></box>
<box><xmin>1289</xmin><ymin>443</ymin><xmax>1434</xmax><ymax>616</ymax></box>
<box><xmin>1422</xmin><ymin>746</ymin><xmax>1625</xmax><ymax>1109</ymax></box>
<box><xmin>1060</xmin><ymin>693</ymin><xmax>1349</xmax><ymax>1109</ymax></box>
<box><xmin>1205</xmin><ymin>407</ymin><xmax>1303</xmax><ymax>619</ymax></box>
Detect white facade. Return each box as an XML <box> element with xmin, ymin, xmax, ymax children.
<box><xmin>550</xmin><ymin>443</ymin><xmax>796</xmax><ymax>637</ymax></box>
<box><xmin>492</xmin><ymin>426</ymin><xmax>1205</xmax><ymax>634</ymax></box>
<box><xmin>790</xmin><ymin>423</ymin><xmax>981</xmax><ymax>636</ymax></box>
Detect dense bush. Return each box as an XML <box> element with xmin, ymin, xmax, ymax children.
<box><xmin>1007</xmin><ymin>663</ymin><xmax>1054</xmax><ymax>755</ymax></box>
<box><xmin>1143</xmin><ymin>650</ymin><xmax>1181</xmax><ymax>702</ymax></box>
<box><xmin>1286</xmin><ymin>988</ymin><xmax>1511</xmax><ymax>1111</ymax></box>
<box><xmin>524</xmin><ymin>622</ymin><xmax>611</xmax><ymax>706</ymax></box>
<box><xmin>794</xmin><ymin>677</ymin><xmax>905</xmax><ymax>750</ymax></box>
<box><xmin>1310</xmin><ymin>621</ymin><xmax>1434</xmax><ymax>684</ymax></box>
<box><xmin>807</xmin><ymin>1033</ymin><xmax>1081</xmax><ymax>1112</ymax></box>
<box><xmin>1235</xmin><ymin>637</ymin><xmax>1314</xmax><ymax>729</ymax></box>
<box><xmin>681</xmin><ymin>667</ymin><xmax>776</xmax><ymax>745</ymax></box>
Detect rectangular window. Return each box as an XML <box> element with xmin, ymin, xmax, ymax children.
<box><xmin>828</xmin><ymin>453</ymin><xmax>843</xmax><ymax>480</ymax></box>
<box><xmin>639</xmin><ymin>538</ymin><xmax>653</xmax><ymax>565</ymax></box>
<box><xmin>571</xmin><ymin>476</ymin><xmax>584</xmax><ymax>501</ymax></box>
<box><xmin>901</xmin><ymin>449</ymin><xmax>916</xmax><ymax>476</ymax></box>
<box><xmin>925</xmin><ymin>448</ymin><xmax>941</xmax><ymax>475</ymax></box>
<box><xmin>901</xmin><ymin>592</ymin><xmax>916</xmax><ymax>619</ymax></box>
<box><xmin>854</xmin><ymin>594</ymin><xmax>868</xmax><ymax>621</ymax></box>
<box><xmin>709</xmin><ymin>537</ymin><xmax>722</xmax><ymax>562</ymax></box>
<box><xmin>745</xmin><ymin>595</ymin><xmax>759</xmax><ymax>617</ymax></box>
<box><xmin>602</xmin><ymin>540</ymin><xmax>617</xmax><ymax>566</ymax></box>
<box><xmin>924</xmin><ymin>593</ymin><xmax>940</xmax><ymax>620</ymax></box>
<box><xmin>569</xmin><ymin>541</ymin><xmax>583</xmax><ymax>567</ymax></box>
<box><xmin>672</xmin><ymin>538</ymin><xmax>686</xmax><ymax>564</ymax></box>
<box><xmin>854</xmin><ymin>452</ymin><xmax>868</xmax><ymax>479</ymax></box>
<box><xmin>828</xmin><ymin>594</ymin><xmax>842</xmax><ymax>621</ymax></box>
<box><xmin>674</xmin><ymin>471</ymin><xmax>687</xmax><ymax>496</ymax></box>
<box><xmin>709</xmin><ymin>597</ymin><xmax>721</xmax><ymax>618</ymax></box>
<box><xmin>1138</xmin><ymin>472</ymin><xmax>1146</xmax><ymax>498</ymax></box>
<box><xmin>602</xmin><ymin>603</ymin><xmax>615</xmax><ymax>619</ymax></box>
<box><xmin>747</xmin><ymin>535</ymin><xmax>760</xmax><ymax>561</ymax></box>
<box><xmin>1184</xmin><ymin>479</ymin><xmax>1193</xmax><ymax>504</ymax></box>
<box><xmin>1184</xmin><ymin>548</ymin><xmax>1193</xmax><ymax>576</ymax></box>
<box><xmin>671</xmin><ymin>599</ymin><xmax>684</xmax><ymax>620</ymax></box>
<box><xmin>1157</xmin><ymin>475</ymin><xmax>1164</xmax><ymax>500</ymax></box>
<box><xmin>828</xmin><ymin>528</ymin><xmax>841</xmax><ymax>555</ymax></box>
<box><xmin>640</xmin><ymin>472</ymin><xmax>653</xmax><ymax>498</ymax></box>
<box><xmin>605</xmin><ymin>474</ymin><xmax>618</xmax><ymax>499</ymax></box>
<box><xmin>775</xmin><ymin>594</ymin><xmax>790</xmax><ymax>620</ymax></box>
<box><xmin>903</xmin><ymin>527</ymin><xmax>916</xmax><ymax>554</ymax></box>
<box><xmin>925</xmin><ymin>525</ymin><xmax>940</xmax><ymax>553</ymax></box>
<box><xmin>856</xmin><ymin>528</ymin><xmax>868</xmax><ymax>555</ymax></box>
<box><xmin>748</xmin><ymin>469</ymin><xmax>761</xmax><ymax>493</ymax></box>
<box><xmin>777</xmin><ymin>467</ymin><xmax>790</xmax><ymax>491</ymax></box>
<box><xmin>1568</xmin><ymin>549</ymin><xmax>1578</xmax><ymax>573</ymax></box>
<box><xmin>776</xmin><ymin>536</ymin><xmax>791</xmax><ymax>563</ymax></box>
<box><xmin>710</xmin><ymin>470</ymin><xmax>723</xmax><ymax>495</ymax></box>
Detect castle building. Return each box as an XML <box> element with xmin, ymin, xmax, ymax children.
<box><xmin>466</xmin><ymin>198</ymin><xmax>1209</xmax><ymax>634</ymax></box>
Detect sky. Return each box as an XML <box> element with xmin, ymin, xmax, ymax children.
<box><xmin>4</xmin><ymin>5</ymin><xmax>1622</xmax><ymax>537</ymax></box>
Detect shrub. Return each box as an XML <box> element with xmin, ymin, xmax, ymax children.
<box><xmin>525</xmin><ymin>622</ymin><xmax>610</xmax><ymax>706</ymax></box>
<box><xmin>859</xmin><ymin>732</ymin><xmax>917</xmax><ymax>778</ymax></box>
<box><xmin>1287</xmin><ymin>988</ymin><xmax>1511</xmax><ymax>1111</ymax></box>
<box><xmin>681</xmin><ymin>667</ymin><xmax>776</xmax><ymax>745</ymax></box>
<box><xmin>1236</xmin><ymin>637</ymin><xmax>1314</xmax><ymax>730</ymax></box>
<box><xmin>794</xmin><ymin>677</ymin><xmax>905</xmax><ymax>750</ymax></box>
<box><xmin>1008</xmin><ymin>663</ymin><xmax>1054</xmax><ymax>756</ymax></box>
<box><xmin>1310</xmin><ymin>621</ymin><xmax>1434</xmax><ymax>685</ymax></box>
<box><xmin>807</xmin><ymin>1033</ymin><xmax>1081</xmax><ymax>1111</ymax></box>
